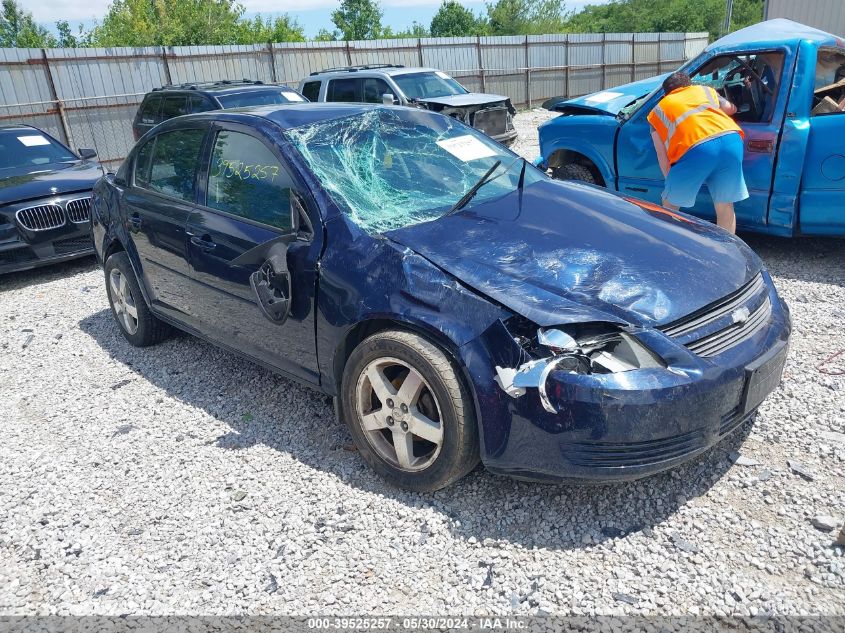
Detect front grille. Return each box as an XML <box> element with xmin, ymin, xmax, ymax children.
<box><xmin>16</xmin><ymin>204</ymin><xmax>65</xmax><ymax>231</ymax></box>
<box><xmin>659</xmin><ymin>273</ymin><xmax>772</xmax><ymax>357</ymax></box>
<box><xmin>53</xmin><ymin>236</ymin><xmax>93</xmax><ymax>255</ymax></box>
<box><xmin>472</xmin><ymin>107</ymin><xmax>508</xmax><ymax>136</ymax></box>
<box><xmin>686</xmin><ymin>297</ymin><xmax>772</xmax><ymax>357</ymax></box>
<box><xmin>562</xmin><ymin>428</ymin><xmax>706</xmax><ymax>468</ymax></box>
<box><xmin>66</xmin><ymin>197</ymin><xmax>91</xmax><ymax>223</ymax></box>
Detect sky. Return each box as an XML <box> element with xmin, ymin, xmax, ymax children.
<box><xmin>24</xmin><ymin>0</ymin><xmax>605</xmax><ymax>38</ymax></box>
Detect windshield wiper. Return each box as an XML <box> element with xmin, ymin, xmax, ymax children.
<box><xmin>444</xmin><ymin>160</ymin><xmax>502</xmax><ymax>216</ymax></box>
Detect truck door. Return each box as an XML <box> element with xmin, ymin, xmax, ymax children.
<box><xmin>799</xmin><ymin>46</ymin><xmax>845</xmax><ymax>236</ymax></box>
<box><xmin>617</xmin><ymin>48</ymin><xmax>794</xmax><ymax>232</ymax></box>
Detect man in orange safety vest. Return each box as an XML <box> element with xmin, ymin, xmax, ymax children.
<box><xmin>648</xmin><ymin>71</ymin><xmax>747</xmax><ymax>234</ymax></box>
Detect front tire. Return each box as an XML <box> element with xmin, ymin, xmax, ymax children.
<box><xmin>104</xmin><ymin>251</ymin><xmax>170</xmax><ymax>347</ymax></box>
<box><xmin>340</xmin><ymin>330</ymin><xmax>480</xmax><ymax>492</ymax></box>
<box><xmin>552</xmin><ymin>162</ymin><xmax>598</xmax><ymax>184</ymax></box>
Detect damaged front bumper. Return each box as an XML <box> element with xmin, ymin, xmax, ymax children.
<box><xmin>468</xmin><ymin>291</ymin><xmax>791</xmax><ymax>483</ymax></box>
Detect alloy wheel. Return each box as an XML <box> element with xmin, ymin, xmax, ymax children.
<box><xmin>109</xmin><ymin>269</ymin><xmax>139</xmax><ymax>335</ymax></box>
<box><xmin>355</xmin><ymin>356</ymin><xmax>444</xmax><ymax>472</ymax></box>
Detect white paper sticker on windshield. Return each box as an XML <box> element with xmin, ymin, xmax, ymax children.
<box><xmin>18</xmin><ymin>135</ymin><xmax>50</xmax><ymax>146</ymax></box>
<box><xmin>437</xmin><ymin>135</ymin><xmax>497</xmax><ymax>162</ymax></box>
<box><xmin>584</xmin><ymin>91</ymin><xmax>623</xmax><ymax>104</ymax></box>
<box><xmin>435</xmin><ymin>71</ymin><xmax>451</xmax><ymax>79</ymax></box>
<box><xmin>285</xmin><ymin>93</ymin><xmax>305</xmax><ymax>102</ymax></box>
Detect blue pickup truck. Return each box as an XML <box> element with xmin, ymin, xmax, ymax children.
<box><xmin>537</xmin><ymin>19</ymin><xmax>845</xmax><ymax>237</ymax></box>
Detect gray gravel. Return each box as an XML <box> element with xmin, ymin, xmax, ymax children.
<box><xmin>1</xmin><ymin>110</ymin><xmax>843</xmax><ymax>616</ymax></box>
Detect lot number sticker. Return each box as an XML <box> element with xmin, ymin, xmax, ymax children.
<box><xmin>18</xmin><ymin>135</ymin><xmax>51</xmax><ymax>146</ymax></box>
<box><xmin>437</xmin><ymin>135</ymin><xmax>497</xmax><ymax>162</ymax></box>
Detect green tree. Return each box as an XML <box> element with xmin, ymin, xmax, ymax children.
<box><xmin>0</xmin><ymin>0</ymin><xmax>57</xmax><ymax>47</ymax></box>
<box><xmin>56</xmin><ymin>20</ymin><xmax>85</xmax><ymax>47</ymax></box>
<box><xmin>382</xmin><ymin>21</ymin><xmax>429</xmax><ymax>38</ymax></box>
<box><xmin>565</xmin><ymin>0</ymin><xmax>763</xmax><ymax>40</ymax></box>
<box><xmin>331</xmin><ymin>0</ymin><xmax>383</xmax><ymax>40</ymax></box>
<box><xmin>430</xmin><ymin>1</ymin><xmax>485</xmax><ymax>37</ymax></box>
<box><xmin>238</xmin><ymin>14</ymin><xmax>305</xmax><ymax>43</ymax></box>
<box><xmin>486</xmin><ymin>0</ymin><xmax>568</xmax><ymax>35</ymax></box>
<box><xmin>313</xmin><ymin>28</ymin><xmax>340</xmax><ymax>41</ymax></box>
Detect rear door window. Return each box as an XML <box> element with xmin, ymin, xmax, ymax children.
<box><xmin>301</xmin><ymin>81</ymin><xmax>321</xmax><ymax>102</ymax></box>
<box><xmin>327</xmin><ymin>78</ymin><xmax>359</xmax><ymax>102</ymax></box>
<box><xmin>362</xmin><ymin>78</ymin><xmax>392</xmax><ymax>103</ymax></box>
<box><xmin>141</xmin><ymin>128</ymin><xmax>206</xmax><ymax>202</ymax></box>
<box><xmin>206</xmin><ymin>130</ymin><xmax>294</xmax><ymax>232</ymax></box>
<box><xmin>138</xmin><ymin>96</ymin><xmax>162</xmax><ymax>124</ymax></box>
<box><xmin>160</xmin><ymin>95</ymin><xmax>189</xmax><ymax>121</ymax></box>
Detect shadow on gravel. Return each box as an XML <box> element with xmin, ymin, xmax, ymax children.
<box><xmin>0</xmin><ymin>255</ymin><xmax>98</xmax><ymax>293</ymax></box>
<box><xmin>80</xmin><ymin>307</ymin><xmax>750</xmax><ymax>552</ymax></box>
<box><xmin>741</xmin><ymin>234</ymin><xmax>845</xmax><ymax>288</ymax></box>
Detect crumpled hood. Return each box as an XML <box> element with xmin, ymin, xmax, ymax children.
<box><xmin>0</xmin><ymin>161</ymin><xmax>103</xmax><ymax>206</ymax></box>
<box><xmin>417</xmin><ymin>93</ymin><xmax>510</xmax><ymax>108</ymax></box>
<box><xmin>544</xmin><ymin>74</ymin><xmax>666</xmax><ymax>115</ymax></box>
<box><xmin>386</xmin><ymin>180</ymin><xmax>761</xmax><ymax>328</ymax></box>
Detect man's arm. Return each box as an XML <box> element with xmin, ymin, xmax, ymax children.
<box><xmin>651</xmin><ymin>130</ymin><xmax>670</xmax><ymax>178</ymax></box>
<box><xmin>719</xmin><ymin>95</ymin><xmax>737</xmax><ymax>116</ymax></box>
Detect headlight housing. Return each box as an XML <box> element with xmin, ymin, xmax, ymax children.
<box><xmin>494</xmin><ymin>322</ymin><xmax>665</xmax><ymax>412</ymax></box>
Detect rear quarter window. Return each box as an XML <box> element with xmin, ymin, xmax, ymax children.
<box><xmin>301</xmin><ymin>81</ymin><xmax>321</xmax><ymax>102</ymax></box>
<box><xmin>138</xmin><ymin>96</ymin><xmax>162</xmax><ymax>124</ymax></box>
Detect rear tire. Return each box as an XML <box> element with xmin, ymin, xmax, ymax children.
<box><xmin>104</xmin><ymin>251</ymin><xmax>171</xmax><ymax>347</ymax></box>
<box><xmin>340</xmin><ymin>330</ymin><xmax>480</xmax><ymax>492</ymax></box>
<box><xmin>552</xmin><ymin>162</ymin><xmax>598</xmax><ymax>184</ymax></box>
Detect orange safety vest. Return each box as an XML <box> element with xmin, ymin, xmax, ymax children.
<box><xmin>647</xmin><ymin>85</ymin><xmax>744</xmax><ymax>165</ymax></box>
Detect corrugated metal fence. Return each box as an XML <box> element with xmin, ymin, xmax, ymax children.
<box><xmin>0</xmin><ymin>32</ymin><xmax>708</xmax><ymax>167</ymax></box>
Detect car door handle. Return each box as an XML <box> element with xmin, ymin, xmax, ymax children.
<box><xmin>189</xmin><ymin>234</ymin><xmax>217</xmax><ymax>252</ymax></box>
<box><xmin>128</xmin><ymin>213</ymin><xmax>141</xmax><ymax>230</ymax></box>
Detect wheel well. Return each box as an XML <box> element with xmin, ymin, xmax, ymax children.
<box><xmin>104</xmin><ymin>238</ymin><xmax>125</xmax><ymax>262</ymax></box>
<box><xmin>548</xmin><ymin>149</ymin><xmax>605</xmax><ymax>186</ymax></box>
<box><xmin>332</xmin><ymin>318</ymin><xmax>467</xmax><ymax>397</ymax></box>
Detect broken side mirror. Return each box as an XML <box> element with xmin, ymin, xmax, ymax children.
<box><xmin>78</xmin><ymin>148</ymin><xmax>97</xmax><ymax>160</ymax></box>
<box><xmin>250</xmin><ymin>242</ymin><xmax>292</xmax><ymax>325</ymax></box>
<box><xmin>382</xmin><ymin>93</ymin><xmax>398</xmax><ymax>106</ymax></box>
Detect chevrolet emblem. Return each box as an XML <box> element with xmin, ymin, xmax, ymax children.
<box><xmin>731</xmin><ymin>306</ymin><xmax>751</xmax><ymax>325</ymax></box>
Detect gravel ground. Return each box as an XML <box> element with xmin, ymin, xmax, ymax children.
<box><xmin>1</xmin><ymin>110</ymin><xmax>843</xmax><ymax>617</ymax></box>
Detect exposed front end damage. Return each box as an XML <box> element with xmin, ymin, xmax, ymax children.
<box><xmin>417</xmin><ymin>97</ymin><xmax>518</xmax><ymax>146</ymax></box>
<box><xmin>469</xmin><ymin>275</ymin><xmax>791</xmax><ymax>483</ymax></box>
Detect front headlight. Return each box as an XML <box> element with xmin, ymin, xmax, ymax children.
<box><xmin>494</xmin><ymin>322</ymin><xmax>665</xmax><ymax>412</ymax></box>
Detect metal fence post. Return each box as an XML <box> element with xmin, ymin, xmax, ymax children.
<box><xmin>600</xmin><ymin>32</ymin><xmax>606</xmax><ymax>90</ymax></box>
<box><xmin>161</xmin><ymin>47</ymin><xmax>173</xmax><ymax>85</ymax></box>
<box><xmin>631</xmin><ymin>33</ymin><xmax>636</xmax><ymax>83</ymax></box>
<box><xmin>476</xmin><ymin>36</ymin><xmax>486</xmax><ymax>92</ymax></box>
<box><xmin>417</xmin><ymin>39</ymin><xmax>424</xmax><ymax>66</ymax></box>
<box><xmin>564</xmin><ymin>35</ymin><xmax>570</xmax><ymax>99</ymax></box>
<box><xmin>268</xmin><ymin>42</ymin><xmax>278</xmax><ymax>83</ymax></box>
<box><xmin>524</xmin><ymin>35</ymin><xmax>530</xmax><ymax>108</ymax></box>
<box><xmin>345</xmin><ymin>41</ymin><xmax>353</xmax><ymax>65</ymax></box>
<box><xmin>40</xmin><ymin>49</ymin><xmax>73</xmax><ymax>148</ymax></box>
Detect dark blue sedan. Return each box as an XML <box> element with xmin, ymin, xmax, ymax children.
<box><xmin>91</xmin><ymin>103</ymin><xmax>790</xmax><ymax>491</ymax></box>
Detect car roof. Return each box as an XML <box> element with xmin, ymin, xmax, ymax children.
<box><xmin>307</xmin><ymin>66</ymin><xmax>441</xmax><ymax>79</ymax></box>
<box><xmin>171</xmin><ymin>102</ymin><xmax>385</xmax><ymax>130</ymax></box>
<box><xmin>150</xmin><ymin>80</ymin><xmax>300</xmax><ymax>96</ymax></box>
<box><xmin>706</xmin><ymin>19</ymin><xmax>843</xmax><ymax>54</ymax></box>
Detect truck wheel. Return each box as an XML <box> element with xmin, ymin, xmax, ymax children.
<box><xmin>104</xmin><ymin>252</ymin><xmax>171</xmax><ymax>347</ymax></box>
<box><xmin>340</xmin><ymin>330</ymin><xmax>480</xmax><ymax>492</ymax></box>
<box><xmin>552</xmin><ymin>162</ymin><xmax>598</xmax><ymax>184</ymax></box>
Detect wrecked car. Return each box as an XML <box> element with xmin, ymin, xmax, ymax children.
<box><xmin>91</xmin><ymin>103</ymin><xmax>790</xmax><ymax>491</ymax></box>
<box><xmin>299</xmin><ymin>65</ymin><xmax>518</xmax><ymax>145</ymax></box>
<box><xmin>1</xmin><ymin>124</ymin><xmax>102</xmax><ymax>274</ymax></box>
<box><xmin>538</xmin><ymin>19</ymin><xmax>845</xmax><ymax>237</ymax></box>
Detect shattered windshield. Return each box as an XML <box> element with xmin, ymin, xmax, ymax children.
<box><xmin>285</xmin><ymin>108</ymin><xmax>542</xmax><ymax>233</ymax></box>
<box><xmin>392</xmin><ymin>72</ymin><xmax>468</xmax><ymax>100</ymax></box>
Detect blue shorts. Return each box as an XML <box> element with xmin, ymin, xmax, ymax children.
<box><xmin>663</xmin><ymin>132</ymin><xmax>749</xmax><ymax>208</ymax></box>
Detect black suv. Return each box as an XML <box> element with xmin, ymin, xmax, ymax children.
<box><xmin>132</xmin><ymin>79</ymin><xmax>308</xmax><ymax>140</ymax></box>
